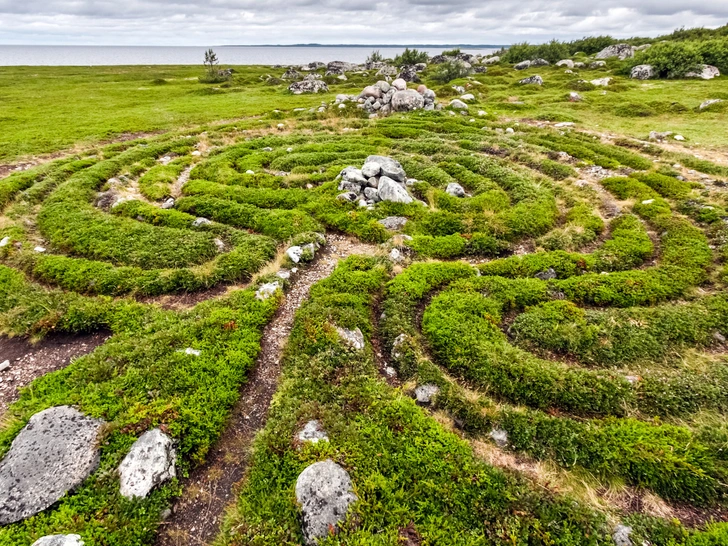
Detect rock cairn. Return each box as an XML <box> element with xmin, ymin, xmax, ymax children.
<box><xmin>335</xmin><ymin>79</ymin><xmax>437</xmax><ymax>117</ymax></box>
<box><xmin>337</xmin><ymin>155</ymin><xmax>418</xmax><ymax>207</ymax></box>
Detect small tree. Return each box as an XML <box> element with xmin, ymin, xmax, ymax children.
<box><xmin>204</xmin><ymin>48</ymin><xmax>219</xmax><ymax>78</ymax></box>
<box><xmin>366</xmin><ymin>50</ymin><xmax>384</xmax><ymax>64</ymax></box>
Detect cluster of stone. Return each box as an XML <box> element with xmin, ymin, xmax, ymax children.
<box><xmin>336</xmin><ymin>155</ymin><xmax>418</xmax><ymax>207</ymax></box>
<box><xmin>334</xmin><ymin>79</ymin><xmax>437</xmax><ymax>117</ymax></box>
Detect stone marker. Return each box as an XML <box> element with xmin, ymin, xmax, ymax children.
<box><xmin>118</xmin><ymin>428</ymin><xmax>176</xmax><ymax>499</ymax></box>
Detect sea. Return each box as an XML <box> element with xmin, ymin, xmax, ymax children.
<box><xmin>0</xmin><ymin>45</ymin><xmax>500</xmax><ymax>67</ymax></box>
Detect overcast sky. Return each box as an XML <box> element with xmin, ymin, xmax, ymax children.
<box><xmin>0</xmin><ymin>1</ymin><xmax>726</xmax><ymax>46</ymax></box>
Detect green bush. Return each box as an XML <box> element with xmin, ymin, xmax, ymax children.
<box><xmin>393</xmin><ymin>48</ymin><xmax>429</xmax><ymax>66</ymax></box>
<box><xmin>634</xmin><ymin>41</ymin><xmax>703</xmax><ymax>78</ymax></box>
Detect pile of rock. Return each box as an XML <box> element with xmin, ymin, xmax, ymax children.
<box><xmin>336</xmin><ymin>79</ymin><xmax>437</xmax><ymax>116</ymax></box>
<box><xmin>289</xmin><ymin>74</ymin><xmax>329</xmax><ymax>94</ymax></box>
<box><xmin>337</xmin><ymin>155</ymin><xmax>417</xmax><ymax>206</ymax></box>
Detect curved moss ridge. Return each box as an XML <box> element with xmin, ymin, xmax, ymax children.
<box><xmin>216</xmin><ymin>256</ymin><xmax>613</xmax><ymax>545</ymax></box>
<box><xmin>0</xmin><ymin>267</ymin><xmax>281</xmax><ymax>545</ymax></box>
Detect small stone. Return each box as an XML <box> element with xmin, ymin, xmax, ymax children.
<box><xmin>490</xmin><ymin>428</ymin><xmax>508</xmax><ymax>448</ymax></box>
<box><xmin>336</xmin><ymin>326</ymin><xmax>365</xmax><ymax>351</ymax></box>
<box><xmin>287</xmin><ymin>246</ymin><xmax>303</xmax><ymax>263</ymax></box>
<box><xmin>449</xmin><ymin>99</ymin><xmax>468</xmax><ymax>110</ymax></box>
<box><xmin>519</xmin><ymin>75</ymin><xmax>543</xmax><ymax>86</ymax></box>
<box><xmin>384</xmin><ymin>366</ymin><xmax>397</xmax><ymax>378</ymax></box>
<box><xmin>569</xmin><ymin>92</ymin><xmax>583</xmax><ymax>102</ymax></box>
<box><xmin>391</xmin><ymin>78</ymin><xmax>407</xmax><ymax>91</ymax></box>
<box><xmin>641</xmin><ymin>199</ymin><xmax>655</xmax><ymax>205</ymax></box>
<box><xmin>34</xmin><ymin>246</ymin><xmax>46</xmax><ymax>253</ymax></box>
<box><xmin>118</xmin><ymin>428</ymin><xmax>176</xmax><ymax>499</ymax></box>
<box><xmin>256</xmin><ymin>281</ymin><xmax>281</xmax><ymax>301</ymax></box>
<box><xmin>613</xmin><ymin>524</ymin><xmax>633</xmax><ymax>546</ymax></box>
<box><xmin>414</xmin><ymin>384</ymin><xmax>440</xmax><ymax>405</ymax></box>
<box><xmin>535</xmin><ymin>268</ymin><xmax>557</xmax><ymax>280</ymax></box>
<box><xmin>699</xmin><ymin>99</ymin><xmax>723</xmax><ymax>110</ymax></box>
<box><xmin>191</xmin><ymin>150</ymin><xmax>201</xmax><ymax>157</ymax></box>
<box><xmin>389</xmin><ymin>248</ymin><xmax>403</xmax><ymax>262</ymax></box>
<box><xmin>276</xmin><ymin>269</ymin><xmax>291</xmax><ymax>280</ymax></box>
<box><xmin>192</xmin><ymin>217</ymin><xmax>212</xmax><ymax>227</ymax></box>
<box><xmin>505</xmin><ymin>128</ymin><xmax>515</xmax><ymax>134</ymax></box>
<box><xmin>0</xmin><ymin>360</ymin><xmax>9</xmax><ymax>372</ymax></box>
<box><xmin>714</xmin><ymin>332</ymin><xmax>727</xmax><ymax>344</ymax></box>
<box><xmin>446</xmin><ymin>182</ymin><xmax>466</xmax><ymax>198</ymax></box>
<box><xmin>674</xmin><ymin>135</ymin><xmax>685</xmax><ymax>141</ymax></box>
<box><xmin>590</xmin><ymin>77</ymin><xmax>612</xmax><ymax>87</ymax></box>
<box><xmin>185</xmin><ymin>348</ymin><xmax>201</xmax><ymax>356</ymax></box>
<box><xmin>245</xmin><ymin>169</ymin><xmax>255</xmax><ymax>175</ymax></box>
<box><xmin>0</xmin><ymin>236</ymin><xmax>11</xmax><ymax>247</ymax></box>
<box><xmin>377</xmin><ymin>176</ymin><xmax>413</xmax><ymax>204</ymax></box>
<box><xmin>295</xmin><ymin>460</ymin><xmax>357</xmax><ymax>545</ymax></box>
<box><xmin>460</xmin><ymin>93</ymin><xmax>475</xmax><ymax>101</ymax></box>
<box><xmin>361</xmin><ymin>161</ymin><xmax>381</xmax><ymax>178</ymax></box>
<box><xmin>297</xmin><ymin>420</ymin><xmax>329</xmax><ymax>444</ymax></box>
<box><xmin>161</xmin><ymin>198</ymin><xmax>175</xmax><ymax>209</ymax></box>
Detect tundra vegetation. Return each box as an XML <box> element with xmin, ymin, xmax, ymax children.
<box><xmin>0</xmin><ymin>24</ymin><xmax>727</xmax><ymax>546</ymax></box>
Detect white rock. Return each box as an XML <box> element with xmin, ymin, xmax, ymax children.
<box><xmin>161</xmin><ymin>198</ymin><xmax>175</xmax><ymax>209</ymax></box>
<box><xmin>297</xmin><ymin>420</ymin><xmax>329</xmax><ymax>444</ymax></box>
<box><xmin>377</xmin><ymin>176</ymin><xmax>413</xmax><ymax>204</ymax></box>
<box><xmin>590</xmin><ymin>77</ymin><xmax>612</xmax><ymax>87</ymax></box>
<box><xmin>414</xmin><ymin>384</ymin><xmax>440</xmax><ymax>404</ymax></box>
<box><xmin>699</xmin><ymin>99</ymin><xmax>723</xmax><ymax>110</ymax></box>
<box><xmin>0</xmin><ymin>236</ymin><xmax>10</xmax><ymax>247</ymax></box>
<box><xmin>295</xmin><ymin>460</ymin><xmax>357</xmax><ymax>545</ymax></box>
<box><xmin>490</xmin><ymin>428</ymin><xmax>509</xmax><ymax>448</ymax></box>
<box><xmin>34</xmin><ymin>246</ymin><xmax>46</xmax><ymax>253</ymax></box>
<box><xmin>192</xmin><ymin>217</ymin><xmax>212</xmax><ymax>227</ymax></box>
<box><xmin>118</xmin><ymin>428</ymin><xmax>176</xmax><ymax>499</ymax></box>
<box><xmin>674</xmin><ymin>135</ymin><xmax>685</xmax><ymax>141</ymax></box>
<box><xmin>256</xmin><ymin>281</ymin><xmax>281</xmax><ymax>301</ymax></box>
<box><xmin>336</xmin><ymin>326</ymin><xmax>365</xmax><ymax>351</ymax></box>
<box><xmin>460</xmin><ymin>93</ymin><xmax>475</xmax><ymax>101</ymax></box>
<box><xmin>446</xmin><ymin>182</ymin><xmax>466</xmax><ymax>198</ymax></box>
<box><xmin>556</xmin><ymin>59</ymin><xmax>574</xmax><ymax>68</ymax></box>
<box><xmin>554</xmin><ymin>122</ymin><xmax>575</xmax><ymax>128</ymax></box>
<box><xmin>613</xmin><ymin>524</ymin><xmax>633</xmax><ymax>546</ymax></box>
<box><xmin>214</xmin><ymin>238</ymin><xmax>225</xmax><ymax>252</ymax></box>
<box><xmin>449</xmin><ymin>99</ymin><xmax>468</xmax><ymax>110</ymax></box>
<box><xmin>287</xmin><ymin>245</ymin><xmax>303</xmax><ymax>263</ymax></box>
<box><xmin>686</xmin><ymin>65</ymin><xmax>720</xmax><ymax>80</ymax></box>
<box><xmin>641</xmin><ymin>199</ymin><xmax>655</xmax><ymax>205</ymax></box>
<box><xmin>245</xmin><ymin>170</ymin><xmax>255</xmax><ymax>175</ymax></box>
<box><xmin>185</xmin><ymin>348</ymin><xmax>201</xmax><ymax>356</ymax></box>
<box><xmin>389</xmin><ymin>248</ymin><xmax>403</xmax><ymax>262</ymax></box>
<box><xmin>391</xmin><ymin>78</ymin><xmax>407</xmax><ymax>91</ymax></box>
<box><xmin>191</xmin><ymin>150</ymin><xmax>201</xmax><ymax>157</ymax></box>
<box><xmin>505</xmin><ymin>128</ymin><xmax>515</xmax><ymax>134</ymax></box>
<box><xmin>276</xmin><ymin>269</ymin><xmax>291</xmax><ymax>280</ymax></box>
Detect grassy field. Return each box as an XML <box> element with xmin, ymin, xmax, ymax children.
<box><xmin>0</xmin><ymin>51</ymin><xmax>727</xmax><ymax>545</ymax></box>
<box><xmin>1</xmin><ymin>61</ymin><xmax>727</xmax><ymax>162</ymax></box>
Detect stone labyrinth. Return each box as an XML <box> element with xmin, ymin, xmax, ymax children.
<box><xmin>0</xmin><ymin>112</ymin><xmax>727</xmax><ymax>544</ymax></box>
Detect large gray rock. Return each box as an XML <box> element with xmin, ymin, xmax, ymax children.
<box><xmin>377</xmin><ymin>176</ymin><xmax>413</xmax><ymax>204</ymax></box>
<box><xmin>397</xmin><ymin>65</ymin><xmax>421</xmax><ymax>83</ymax></box>
<box><xmin>449</xmin><ymin>99</ymin><xmax>469</xmax><ymax>110</ymax></box>
<box><xmin>514</xmin><ymin>60</ymin><xmax>531</xmax><ymax>70</ymax></box>
<box><xmin>365</xmin><ymin>155</ymin><xmax>406</xmax><ymax>182</ymax></box>
<box><xmin>32</xmin><ymin>535</ymin><xmax>84</xmax><ymax>546</ymax></box>
<box><xmin>484</xmin><ymin>56</ymin><xmax>500</xmax><ymax>65</ymax></box>
<box><xmin>686</xmin><ymin>65</ymin><xmax>721</xmax><ymax>80</ymax></box>
<box><xmin>531</xmin><ymin>58</ymin><xmax>550</xmax><ymax>67</ymax></box>
<box><xmin>391</xmin><ymin>89</ymin><xmax>425</xmax><ymax>112</ymax></box>
<box><xmin>0</xmin><ymin>406</ymin><xmax>105</xmax><ymax>525</ymax></box>
<box><xmin>631</xmin><ymin>64</ymin><xmax>655</xmax><ymax>80</ymax></box>
<box><xmin>119</xmin><ymin>428</ymin><xmax>176</xmax><ymax>499</ymax></box>
<box><xmin>340</xmin><ymin>167</ymin><xmax>368</xmax><ymax>186</ymax></box>
<box><xmin>359</xmin><ymin>85</ymin><xmax>382</xmax><ymax>100</ymax></box>
<box><xmin>595</xmin><ymin>43</ymin><xmax>635</xmax><ymax>60</ymax></box>
<box><xmin>378</xmin><ymin>216</ymin><xmax>408</xmax><ymax>230</ymax></box>
<box><xmin>361</xmin><ymin>161</ymin><xmax>381</xmax><ymax>179</ymax></box>
<box><xmin>282</xmin><ymin>68</ymin><xmax>302</xmax><ymax>80</ymax></box>
<box><xmin>376</xmin><ymin>65</ymin><xmax>398</xmax><ymax>77</ymax></box>
<box><xmin>289</xmin><ymin>80</ymin><xmax>329</xmax><ymax>94</ymax></box>
<box><xmin>556</xmin><ymin>59</ymin><xmax>574</xmax><ymax>68</ymax></box>
<box><xmin>414</xmin><ymin>384</ymin><xmax>440</xmax><ymax>404</ymax></box>
<box><xmin>295</xmin><ymin>459</ymin><xmax>357</xmax><ymax>545</ymax></box>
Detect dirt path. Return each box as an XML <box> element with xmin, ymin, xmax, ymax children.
<box><xmin>155</xmin><ymin>234</ymin><xmax>379</xmax><ymax>546</ymax></box>
<box><xmin>0</xmin><ymin>332</ymin><xmax>109</xmax><ymax>416</ymax></box>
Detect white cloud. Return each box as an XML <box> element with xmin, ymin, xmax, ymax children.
<box><xmin>0</xmin><ymin>0</ymin><xmax>725</xmax><ymax>45</ymax></box>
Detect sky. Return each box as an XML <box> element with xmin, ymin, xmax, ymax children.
<box><xmin>0</xmin><ymin>0</ymin><xmax>726</xmax><ymax>46</ymax></box>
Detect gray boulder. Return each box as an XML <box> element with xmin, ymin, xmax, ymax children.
<box><xmin>514</xmin><ymin>60</ymin><xmax>531</xmax><ymax>70</ymax></box>
<box><xmin>377</xmin><ymin>176</ymin><xmax>413</xmax><ymax>204</ymax></box>
<box><xmin>631</xmin><ymin>64</ymin><xmax>655</xmax><ymax>80</ymax></box>
<box><xmin>446</xmin><ymin>182</ymin><xmax>466</xmax><ymax>197</ymax></box>
<box><xmin>295</xmin><ymin>460</ymin><xmax>357</xmax><ymax>545</ymax></box>
<box><xmin>391</xmin><ymin>78</ymin><xmax>407</xmax><ymax>91</ymax></box>
<box><xmin>556</xmin><ymin>59</ymin><xmax>574</xmax><ymax>68</ymax></box>
<box><xmin>589</xmin><ymin>61</ymin><xmax>607</xmax><ymax>69</ymax></box>
<box><xmin>686</xmin><ymin>65</ymin><xmax>721</xmax><ymax>80</ymax></box>
<box><xmin>490</xmin><ymin>428</ymin><xmax>509</xmax><ymax>448</ymax></box>
<box><xmin>376</xmin><ymin>65</ymin><xmax>398</xmax><ymax>77</ymax></box>
<box><xmin>282</xmin><ymin>68</ymin><xmax>301</xmax><ymax>80</ymax></box>
<box><xmin>340</xmin><ymin>166</ymin><xmax>368</xmax><ymax>186</ymax></box>
<box><xmin>289</xmin><ymin>80</ymin><xmax>329</xmax><ymax>94</ymax></box>
<box><xmin>391</xmin><ymin>89</ymin><xmax>424</xmax><ymax>112</ymax></box>
<box><xmin>595</xmin><ymin>44</ymin><xmax>635</xmax><ymax>60</ymax></box>
<box><xmin>32</xmin><ymin>535</ymin><xmax>84</xmax><ymax>546</ymax></box>
<box><xmin>365</xmin><ymin>155</ymin><xmax>406</xmax><ymax>182</ymax></box>
<box><xmin>118</xmin><ymin>428</ymin><xmax>176</xmax><ymax>499</ymax></box>
<box><xmin>484</xmin><ymin>56</ymin><xmax>500</xmax><ymax>65</ymax></box>
<box><xmin>531</xmin><ymin>58</ymin><xmax>550</xmax><ymax>66</ymax></box>
<box><xmin>378</xmin><ymin>216</ymin><xmax>408</xmax><ymax>230</ymax></box>
<box><xmin>0</xmin><ymin>406</ymin><xmax>105</xmax><ymax>525</ymax></box>
<box><xmin>362</xmin><ymin>161</ymin><xmax>381</xmax><ymax>178</ymax></box>
<box><xmin>337</xmin><ymin>192</ymin><xmax>359</xmax><ymax>203</ymax></box>
<box><xmin>359</xmin><ymin>85</ymin><xmax>382</xmax><ymax>100</ymax></box>
<box><xmin>519</xmin><ymin>75</ymin><xmax>543</xmax><ymax>85</ymax></box>
<box><xmin>287</xmin><ymin>245</ymin><xmax>304</xmax><ymax>263</ymax></box>
<box><xmin>256</xmin><ymin>281</ymin><xmax>281</xmax><ymax>301</ymax></box>
<box><xmin>363</xmin><ymin>187</ymin><xmax>379</xmax><ymax>202</ymax></box>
